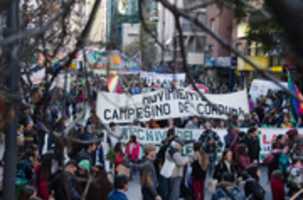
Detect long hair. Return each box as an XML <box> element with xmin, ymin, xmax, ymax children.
<box><xmin>194</xmin><ymin>143</ymin><xmax>209</xmax><ymax>171</ymax></box>
<box><xmin>140</xmin><ymin>169</ymin><xmax>153</xmax><ymax>188</ymax></box>
<box><xmin>220</xmin><ymin>149</ymin><xmax>232</xmax><ymax>163</ymax></box>
<box><xmin>114</xmin><ymin>142</ymin><xmax>123</xmax><ymax>154</ymax></box>
<box><xmin>198</xmin><ymin>147</ymin><xmax>209</xmax><ymax>171</ymax></box>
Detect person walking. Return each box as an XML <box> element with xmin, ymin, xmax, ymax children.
<box><xmin>191</xmin><ymin>143</ymin><xmax>208</xmax><ymax>200</ymax></box>
<box><xmin>125</xmin><ymin>135</ymin><xmax>140</xmax><ymax>178</ymax></box>
<box><xmin>140</xmin><ymin>144</ymin><xmax>161</xmax><ymax>200</ymax></box>
<box><xmin>156</xmin><ymin>128</ymin><xmax>176</xmax><ymax>199</ymax></box>
<box><xmin>244</xmin><ymin>127</ymin><xmax>261</xmax><ymax>163</ymax></box>
<box><xmin>125</xmin><ymin>135</ymin><xmax>140</xmax><ymax>163</ymax></box>
<box><xmin>164</xmin><ymin>138</ymin><xmax>190</xmax><ymax>200</ymax></box>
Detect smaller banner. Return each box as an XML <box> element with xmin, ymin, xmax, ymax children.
<box><xmin>249</xmin><ymin>79</ymin><xmax>287</xmax><ymax>101</ymax></box>
<box><xmin>118</xmin><ymin>127</ymin><xmax>303</xmax><ymax>160</ymax></box>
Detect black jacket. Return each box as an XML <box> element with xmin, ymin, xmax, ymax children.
<box><xmin>214</xmin><ymin>161</ymin><xmax>237</xmax><ymax>182</ymax></box>
<box><xmin>244</xmin><ymin>136</ymin><xmax>260</xmax><ymax>161</ymax></box>
<box><xmin>191</xmin><ymin>160</ymin><xmax>207</xmax><ymax>180</ymax></box>
<box><xmin>50</xmin><ymin>171</ymin><xmax>81</xmax><ymax>200</ymax></box>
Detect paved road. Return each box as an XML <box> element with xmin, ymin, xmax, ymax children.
<box><xmin>126</xmin><ymin>167</ymin><xmax>273</xmax><ymax>200</ymax></box>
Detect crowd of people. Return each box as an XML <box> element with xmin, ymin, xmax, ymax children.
<box><xmin>0</xmin><ymin>70</ymin><xmax>303</xmax><ymax>200</ymax></box>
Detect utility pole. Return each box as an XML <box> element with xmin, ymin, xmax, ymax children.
<box><xmin>3</xmin><ymin>0</ymin><xmax>20</xmax><ymax>199</ymax></box>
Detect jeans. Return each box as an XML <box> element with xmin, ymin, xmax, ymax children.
<box><xmin>158</xmin><ymin>175</ymin><xmax>169</xmax><ymax>199</ymax></box>
<box><xmin>168</xmin><ymin>177</ymin><xmax>182</xmax><ymax>200</ymax></box>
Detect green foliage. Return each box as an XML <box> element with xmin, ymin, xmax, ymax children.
<box><xmin>247</xmin><ymin>15</ymin><xmax>283</xmax><ymax>52</ymax></box>
<box><xmin>106</xmin><ymin>148</ymin><xmax>115</xmax><ymax>163</ymax></box>
<box><xmin>224</xmin><ymin>0</ymin><xmax>284</xmax><ymax>52</ymax></box>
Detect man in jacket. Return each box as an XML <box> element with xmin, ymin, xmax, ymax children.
<box><xmin>244</xmin><ymin>127</ymin><xmax>261</xmax><ymax>163</ymax></box>
<box><xmin>50</xmin><ymin>160</ymin><xmax>80</xmax><ymax>200</ymax></box>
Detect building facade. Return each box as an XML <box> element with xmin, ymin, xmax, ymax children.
<box><xmin>70</xmin><ymin>0</ymin><xmax>108</xmax><ymax>47</ymax></box>
<box><xmin>157</xmin><ymin>0</ymin><xmax>207</xmax><ymax>66</ymax></box>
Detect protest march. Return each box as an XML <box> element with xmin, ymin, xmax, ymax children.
<box><xmin>1</xmin><ymin>64</ymin><xmax>303</xmax><ymax>200</ymax></box>
<box><xmin>1</xmin><ymin>4</ymin><xmax>303</xmax><ymax>199</ymax></box>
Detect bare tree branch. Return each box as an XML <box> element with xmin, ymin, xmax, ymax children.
<box><xmin>40</xmin><ymin>0</ymin><xmax>103</xmax><ymax>111</ymax></box>
<box><xmin>0</xmin><ymin>0</ymin><xmax>76</xmax><ymax>46</ymax></box>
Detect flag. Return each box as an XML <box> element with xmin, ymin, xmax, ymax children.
<box><xmin>107</xmin><ymin>74</ymin><xmax>119</xmax><ymax>92</ymax></box>
<box><xmin>107</xmin><ymin>74</ymin><xmax>124</xmax><ymax>93</ymax></box>
<box><xmin>288</xmin><ymin>72</ymin><xmax>303</xmax><ymax>121</ymax></box>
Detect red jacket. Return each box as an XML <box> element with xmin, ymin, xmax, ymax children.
<box><xmin>271</xmin><ymin>175</ymin><xmax>285</xmax><ymax>200</ymax></box>
<box><xmin>114</xmin><ymin>152</ymin><xmax>124</xmax><ymax>173</ymax></box>
<box><xmin>125</xmin><ymin>142</ymin><xmax>140</xmax><ymax>162</ymax></box>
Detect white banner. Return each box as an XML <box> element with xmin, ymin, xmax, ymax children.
<box><xmin>140</xmin><ymin>72</ymin><xmax>186</xmax><ymax>84</ymax></box>
<box><xmin>249</xmin><ymin>79</ymin><xmax>288</xmax><ymax>101</ymax></box>
<box><xmin>22</xmin><ymin>68</ymin><xmax>46</xmax><ymax>85</ymax></box>
<box><xmin>97</xmin><ymin>89</ymin><xmax>249</xmax><ymax>123</ymax></box>
<box><xmin>119</xmin><ymin>127</ymin><xmax>303</xmax><ymax>160</ymax></box>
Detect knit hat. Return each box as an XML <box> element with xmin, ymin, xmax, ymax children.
<box><xmin>78</xmin><ymin>159</ymin><xmax>92</xmax><ymax>171</ymax></box>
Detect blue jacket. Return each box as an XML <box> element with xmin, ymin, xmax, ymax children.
<box><xmin>107</xmin><ymin>190</ymin><xmax>128</xmax><ymax>200</ymax></box>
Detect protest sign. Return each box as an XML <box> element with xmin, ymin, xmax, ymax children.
<box><xmin>97</xmin><ymin>88</ymin><xmax>249</xmax><ymax>123</ymax></box>
<box><xmin>140</xmin><ymin>72</ymin><xmax>186</xmax><ymax>85</ymax></box>
<box><xmin>249</xmin><ymin>79</ymin><xmax>288</xmax><ymax>101</ymax></box>
<box><xmin>119</xmin><ymin>126</ymin><xmax>303</xmax><ymax>160</ymax></box>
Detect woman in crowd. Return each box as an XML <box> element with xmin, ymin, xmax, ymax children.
<box><xmin>212</xmin><ymin>172</ymin><xmax>245</xmax><ymax>200</ymax></box>
<box><xmin>114</xmin><ymin>142</ymin><xmax>125</xmax><ymax>175</ymax></box>
<box><xmin>125</xmin><ymin>135</ymin><xmax>140</xmax><ymax>163</ymax></box>
<box><xmin>125</xmin><ymin>135</ymin><xmax>141</xmax><ymax>179</ymax></box>
<box><xmin>191</xmin><ymin>143</ymin><xmax>208</xmax><ymax>200</ymax></box>
<box><xmin>281</xmin><ymin>114</ymin><xmax>293</xmax><ymax>128</ymax></box>
<box><xmin>140</xmin><ymin>145</ymin><xmax>161</xmax><ymax>200</ymax></box>
<box><xmin>214</xmin><ymin>150</ymin><xmax>237</xmax><ymax>182</ymax></box>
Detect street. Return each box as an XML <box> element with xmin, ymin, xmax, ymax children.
<box><xmin>126</xmin><ymin>167</ymin><xmax>273</xmax><ymax>200</ymax></box>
